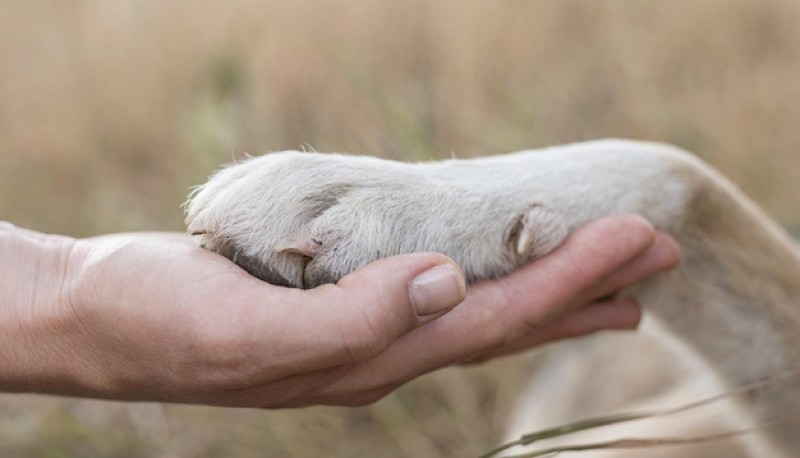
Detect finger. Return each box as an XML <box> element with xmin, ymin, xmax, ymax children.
<box><xmin>300</xmin><ymin>298</ymin><xmax>642</xmax><ymax>406</ymax></box>
<box><xmin>471</xmin><ymin>234</ymin><xmax>679</xmax><ymax>362</ymax></box>
<box><xmin>461</xmin><ymin>298</ymin><xmax>642</xmax><ymax>364</ymax></box>
<box><xmin>577</xmin><ymin>232</ymin><xmax>681</xmax><ymax>304</ymax></box>
<box><xmin>495</xmin><ymin>214</ymin><xmax>657</xmax><ymax>326</ymax></box>
<box><xmin>310</xmin><ymin>215</ymin><xmax>659</xmax><ymax>395</ymax></box>
<box><xmin>321</xmin><ymin>253</ymin><xmax>467</xmax><ymax>362</ymax></box>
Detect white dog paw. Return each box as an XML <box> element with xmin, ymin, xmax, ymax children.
<box><xmin>185</xmin><ymin>152</ymin><xmax>569</xmax><ymax>288</ymax></box>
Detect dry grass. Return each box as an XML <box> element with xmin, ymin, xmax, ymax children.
<box><xmin>1</xmin><ymin>1</ymin><xmax>799</xmax><ymax>457</ymax></box>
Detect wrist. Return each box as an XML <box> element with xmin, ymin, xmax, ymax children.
<box><xmin>0</xmin><ymin>226</ymin><xmax>97</xmax><ymax>396</ymax></box>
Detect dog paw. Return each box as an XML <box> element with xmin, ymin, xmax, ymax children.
<box><xmin>185</xmin><ymin>152</ymin><xmax>568</xmax><ymax>288</ymax></box>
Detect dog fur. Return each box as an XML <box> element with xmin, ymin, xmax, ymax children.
<box><xmin>186</xmin><ymin>139</ymin><xmax>800</xmax><ymax>456</ymax></box>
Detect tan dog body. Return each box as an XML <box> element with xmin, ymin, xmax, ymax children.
<box><xmin>186</xmin><ymin>140</ymin><xmax>800</xmax><ymax>456</ymax></box>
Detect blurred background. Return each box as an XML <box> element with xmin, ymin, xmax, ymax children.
<box><xmin>1</xmin><ymin>1</ymin><xmax>798</xmax><ymax>457</ymax></box>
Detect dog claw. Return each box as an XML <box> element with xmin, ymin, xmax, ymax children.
<box><xmin>274</xmin><ymin>234</ymin><xmax>323</xmax><ymax>258</ymax></box>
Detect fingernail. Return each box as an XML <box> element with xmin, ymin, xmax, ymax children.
<box><xmin>409</xmin><ymin>264</ymin><xmax>466</xmax><ymax>316</ymax></box>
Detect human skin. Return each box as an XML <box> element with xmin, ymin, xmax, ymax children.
<box><xmin>0</xmin><ymin>215</ymin><xmax>679</xmax><ymax>407</ymax></box>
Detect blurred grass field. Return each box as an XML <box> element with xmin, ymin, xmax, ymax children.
<box><xmin>1</xmin><ymin>1</ymin><xmax>799</xmax><ymax>457</ymax></box>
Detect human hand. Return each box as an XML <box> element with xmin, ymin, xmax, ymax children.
<box><xmin>0</xmin><ymin>215</ymin><xmax>679</xmax><ymax>407</ymax></box>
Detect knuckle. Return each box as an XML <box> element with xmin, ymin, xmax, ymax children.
<box><xmin>338</xmin><ymin>305</ymin><xmax>393</xmax><ymax>362</ymax></box>
<box><xmin>478</xmin><ymin>284</ymin><xmax>517</xmax><ymax>346</ymax></box>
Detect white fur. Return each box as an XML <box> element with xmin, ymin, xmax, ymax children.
<box><xmin>186</xmin><ymin>139</ymin><xmax>800</xmax><ymax>456</ymax></box>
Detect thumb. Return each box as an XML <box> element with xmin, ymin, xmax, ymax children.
<box><xmin>326</xmin><ymin>253</ymin><xmax>467</xmax><ymax>362</ymax></box>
